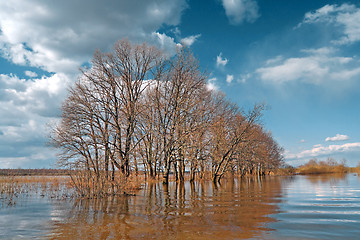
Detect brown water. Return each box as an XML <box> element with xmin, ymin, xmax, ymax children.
<box><xmin>1</xmin><ymin>174</ymin><xmax>360</xmax><ymax>239</ymax></box>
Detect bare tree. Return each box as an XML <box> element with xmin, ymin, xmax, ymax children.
<box><xmin>80</xmin><ymin>39</ymin><xmax>166</xmax><ymax>177</ymax></box>
<box><xmin>210</xmin><ymin>101</ymin><xmax>266</xmax><ymax>182</ymax></box>
<box><xmin>150</xmin><ymin>48</ymin><xmax>208</xmax><ymax>184</ymax></box>
<box><xmin>51</xmin><ymin>39</ymin><xmax>167</xmax><ymax>196</ymax></box>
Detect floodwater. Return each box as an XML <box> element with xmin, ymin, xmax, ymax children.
<box><xmin>1</xmin><ymin>174</ymin><xmax>360</xmax><ymax>239</ymax></box>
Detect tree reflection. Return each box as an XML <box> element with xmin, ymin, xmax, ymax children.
<box><xmin>47</xmin><ymin>177</ymin><xmax>284</xmax><ymax>239</ymax></box>
<box><xmin>304</xmin><ymin>173</ymin><xmax>347</xmax><ymax>185</ymax></box>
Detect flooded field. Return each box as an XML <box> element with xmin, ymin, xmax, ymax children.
<box><xmin>1</xmin><ymin>174</ymin><xmax>360</xmax><ymax>239</ymax></box>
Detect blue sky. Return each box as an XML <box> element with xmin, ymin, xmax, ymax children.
<box><xmin>0</xmin><ymin>0</ymin><xmax>360</xmax><ymax>168</ymax></box>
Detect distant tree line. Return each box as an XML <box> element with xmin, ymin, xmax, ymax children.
<box><xmin>0</xmin><ymin>168</ymin><xmax>69</xmax><ymax>176</ymax></box>
<box><xmin>50</xmin><ymin>39</ymin><xmax>283</xmax><ymax>196</ymax></box>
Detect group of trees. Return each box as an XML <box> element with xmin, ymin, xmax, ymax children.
<box><xmin>51</xmin><ymin>39</ymin><xmax>283</xmax><ymax>196</ymax></box>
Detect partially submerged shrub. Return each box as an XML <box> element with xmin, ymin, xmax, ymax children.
<box><xmin>296</xmin><ymin>158</ymin><xmax>348</xmax><ymax>175</ymax></box>
<box><xmin>274</xmin><ymin>164</ymin><xmax>296</xmax><ymax>175</ymax></box>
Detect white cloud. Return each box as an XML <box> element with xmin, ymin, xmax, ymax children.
<box><xmin>298</xmin><ymin>3</ymin><xmax>360</xmax><ymax>45</ymax></box>
<box><xmin>0</xmin><ymin>73</ymin><xmax>69</xmax><ymax>124</ymax></box>
<box><xmin>265</xmin><ymin>55</ymin><xmax>283</xmax><ymax>65</ymax></box>
<box><xmin>24</xmin><ymin>71</ymin><xmax>38</xmax><ymax>78</ymax></box>
<box><xmin>0</xmin><ymin>0</ymin><xmax>187</xmax><ymax>73</ymax></box>
<box><xmin>221</xmin><ymin>0</ymin><xmax>260</xmax><ymax>25</ymax></box>
<box><xmin>336</xmin><ymin>8</ymin><xmax>360</xmax><ymax>44</ymax></box>
<box><xmin>0</xmin><ymin>73</ymin><xmax>72</xmax><ymax>168</ymax></box>
<box><xmin>286</xmin><ymin>142</ymin><xmax>360</xmax><ymax>160</ymax></box>
<box><xmin>300</xmin><ymin>47</ymin><xmax>337</xmax><ymax>56</ymax></box>
<box><xmin>1</xmin><ymin>73</ymin><xmax>70</xmax><ymax>115</ymax></box>
<box><xmin>151</xmin><ymin>32</ymin><xmax>182</xmax><ymax>56</ymax></box>
<box><xmin>226</xmin><ymin>74</ymin><xmax>234</xmax><ymax>84</ymax></box>
<box><xmin>206</xmin><ymin>77</ymin><xmax>219</xmax><ymax>91</ymax></box>
<box><xmin>325</xmin><ymin>134</ymin><xmax>350</xmax><ymax>142</ymax></box>
<box><xmin>180</xmin><ymin>34</ymin><xmax>201</xmax><ymax>46</ymax></box>
<box><xmin>257</xmin><ymin>56</ymin><xmax>327</xmax><ymax>84</ymax></box>
<box><xmin>216</xmin><ymin>53</ymin><xmax>228</xmax><ymax>68</ymax></box>
<box><xmin>256</xmin><ymin>47</ymin><xmax>360</xmax><ymax>85</ymax></box>
<box><xmin>300</xmin><ymin>4</ymin><xmax>351</xmax><ymax>25</ymax></box>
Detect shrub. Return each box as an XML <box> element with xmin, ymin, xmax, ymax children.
<box><xmin>296</xmin><ymin>158</ymin><xmax>348</xmax><ymax>175</ymax></box>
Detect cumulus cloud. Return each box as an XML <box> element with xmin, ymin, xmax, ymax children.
<box><xmin>270</xmin><ymin>4</ymin><xmax>360</xmax><ymax>89</ymax></box>
<box><xmin>151</xmin><ymin>32</ymin><xmax>182</xmax><ymax>56</ymax></box>
<box><xmin>325</xmin><ymin>134</ymin><xmax>350</xmax><ymax>142</ymax></box>
<box><xmin>0</xmin><ymin>0</ymin><xmax>188</xmax><ymax>73</ymax></box>
<box><xmin>286</xmin><ymin>142</ymin><xmax>360</xmax><ymax>160</ymax></box>
<box><xmin>221</xmin><ymin>0</ymin><xmax>260</xmax><ymax>25</ymax></box>
<box><xmin>0</xmin><ymin>73</ymin><xmax>70</xmax><ymax>168</ymax></box>
<box><xmin>1</xmin><ymin>73</ymin><xmax>70</xmax><ymax>116</ymax></box>
<box><xmin>256</xmin><ymin>47</ymin><xmax>360</xmax><ymax>85</ymax></box>
<box><xmin>216</xmin><ymin>52</ymin><xmax>228</xmax><ymax>68</ymax></box>
<box><xmin>180</xmin><ymin>34</ymin><xmax>201</xmax><ymax>47</ymax></box>
<box><xmin>226</xmin><ymin>74</ymin><xmax>234</xmax><ymax>84</ymax></box>
<box><xmin>298</xmin><ymin>3</ymin><xmax>360</xmax><ymax>45</ymax></box>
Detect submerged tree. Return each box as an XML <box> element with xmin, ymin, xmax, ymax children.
<box><xmin>51</xmin><ymin>39</ymin><xmax>167</xmax><ymax>196</ymax></box>
<box><xmin>51</xmin><ymin>39</ymin><xmax>283</xmax><ymax>196</ymax></box>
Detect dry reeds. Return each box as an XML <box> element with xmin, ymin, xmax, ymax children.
<box><xmin>0</xmin><ymin>176</ymin><xmax>72</xmax><ymax>207</ymax></box>
<box><xmin>68</xmin><ymin>170</ymin><xmax>144</xmax><ymax>198</ymax></box>
<box><xmin>0</xmin><ymin>173</ymin><xmax>145</xmax><ymax>208</ymax></box>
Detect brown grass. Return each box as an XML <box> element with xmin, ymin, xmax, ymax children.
<box><xmin>0</xmin><ymin>176</ymin><xmax>72</xmax><ymax>207</ymax></box>
<box><xmin>67</xmin><ymin>170</ymin><xmax>146</xmax><ymax>198</ymax></box>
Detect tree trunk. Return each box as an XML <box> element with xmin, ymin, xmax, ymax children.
<box><xmin>163</xmin><ymin>158</ymin><xmax>171</xmax><ymax>185</ymax></box>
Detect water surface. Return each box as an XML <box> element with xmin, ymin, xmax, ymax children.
<box><xmin>1</xmin><ymin>174</ymin><xmax>360</xmax><ymax>239</ymax></box>
<box><xmin>263</xmin><ymin>174</ymin><xmax>360</xmax><ymax>240</ymax></box>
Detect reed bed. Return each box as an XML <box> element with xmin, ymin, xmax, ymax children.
<box><xmin>67</xmin><ymin>170</ymin><xmax>145</xmax><ymax>199</ymax></box>
<box><xmin>0</xmin><ymin>172</ymin><xmax>148</xmax><ymax>208</ymax></box>
<box><xmin>0</xmin><ymin>176</ymin><xmax>72</xmax><ymax>207</ymax></box>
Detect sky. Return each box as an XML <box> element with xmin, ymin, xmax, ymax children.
<box><xmin>0</xmin><ymin>0</ymin><xmax>360</xmax><ymax>168</ymax></box>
